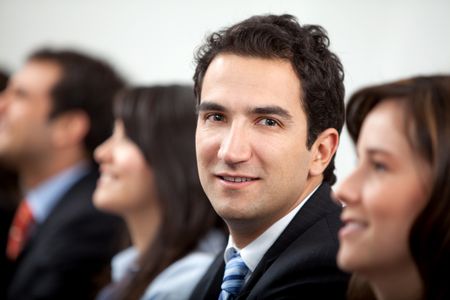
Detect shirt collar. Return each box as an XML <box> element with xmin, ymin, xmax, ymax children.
<box><xmin>25</xmin><ymin>161</ymin><xmax>90</xmax><ymax>223</ymax></box>
<box><xmin>111</xmin><ymin>247</ymin><xmax>140</xmax><ymax>282</ymax></box>
<box><xmin>224</xmin><ymin>184</ymin><xmax>320</xmax><ymax>272</ymax></box>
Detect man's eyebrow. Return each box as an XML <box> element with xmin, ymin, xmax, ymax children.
<box><xmin>365</xmin><ymin>148</ymin><xmax>394</xmax><ymax>158</ymax></box>
<box><xmin>196</xmin><ymin>101</ymin><xmax>227</xmax><ymax>114</ymax></box>
<box><xmin>196</xmin><ymin>102</ymin><xmax>292</xmax><ymax>120</ymax></box>
<box><xmin>251</xmin><ymin>106</ymin><xmax>292</xmax><ymax>120</ymax></box>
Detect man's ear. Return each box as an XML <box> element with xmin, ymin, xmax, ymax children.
<box><xmin>50</xmin><ymin>110</ymin><xmax>90</xmax><ymax>148</ymax></box>
<box><xmin>309</xmin><ymin>128</ymin><xmax>339</xmax><ymax>177</ymax></box>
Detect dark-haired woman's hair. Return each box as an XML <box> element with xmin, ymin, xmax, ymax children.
<box><xmin>113</xmin><ymin>85</ymin><xmax>223</xmax><ymax>300</ymax></box>
<box><xmin>346</xmin><ymin>75</ymin><xmax>450</xmax><ymax>300</ymax></box>
<box><xmin>193</xmin><ymin>14</ymin><xmax>345</xmax><ymax>185</ymax></box>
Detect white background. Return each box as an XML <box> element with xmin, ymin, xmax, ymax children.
<box><xmin>1</xmin><ymin>0</ymin><xmax>449</xmax><ymax>185</ymax></box>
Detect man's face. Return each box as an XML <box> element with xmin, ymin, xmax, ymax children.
<box><xmin>196</xmin><ymin>53</ymin><xmax>315</xmax><ymax>237</ymax></box>
<box><xmin>0</xmin><ymin>60</ymin><xmax>60</xmax><ymax>168</ymax></box>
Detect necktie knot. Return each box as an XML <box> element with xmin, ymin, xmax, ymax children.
<box><xmin>219</xmin><ymin>250</ymin><xmax>249</xmax><ymax>300</ymax></box>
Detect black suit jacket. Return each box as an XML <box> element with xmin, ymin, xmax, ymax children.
<box><xmin>189</xmin><ymin>183</ymin><xmax>349</xmax><ymax>299</ymax></box>
<box><xmin>6</xmin><ymin>168</ymin><xmax>125</xmax><ymax>300</ymax></box>
<box><xmin>0</xmin><ymin>203</ymin><xmax>16</xmax><ymax>300</ymax></box>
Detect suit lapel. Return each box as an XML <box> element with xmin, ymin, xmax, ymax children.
<box><xmin>189</xmin><ymin>252</ymin><xmax>225</xmax><ymax>300</ymax></box>
<box><xmin>8</xmin><ymin>170</ymin><xmax>96</xmax><ymax>295</ymax></box>
<box><xmin>237</xmin><ymin>183</ymin><xmax>334</xmax><ymax>298</ymax></box>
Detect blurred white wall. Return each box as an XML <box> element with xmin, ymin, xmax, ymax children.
<box><xmin>1</xmin><ymin>0</ymin><xmax>449</xmax><ymax>185</ymax></box>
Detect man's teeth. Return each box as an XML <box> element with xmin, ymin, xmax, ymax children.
<box><xmin>222</xmin><ymin>176</ymin><xmax>253</xmax><ymax>183</ymax></box>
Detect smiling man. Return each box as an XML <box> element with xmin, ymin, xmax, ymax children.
<box><xmin>189</xmin><ymin>14</ymin><xmax>349</xmax><ymax>299</ymax></box>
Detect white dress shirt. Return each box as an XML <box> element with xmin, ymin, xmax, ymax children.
<box><xmin>223</xmin><ymin>184</ymin><xmax>320</xmax><ymax>280</ymax></box>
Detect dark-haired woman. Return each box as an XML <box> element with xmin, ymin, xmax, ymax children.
<box><xmin>94</xmin><ymin>85</ymin><xmax>225</xmax><ymax>300</ymax></box>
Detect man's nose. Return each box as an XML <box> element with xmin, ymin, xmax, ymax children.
<box><xmin>217</xmin><ymin>122</ymin><xmax>252</xmax><ymax>165</ymax></box>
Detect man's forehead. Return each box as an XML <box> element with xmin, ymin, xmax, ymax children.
<box><xmin>204</xmin><ymin>54</ymin><xmax>301</xmax><ymax>92</ymax></box>
<box><xmin>12</xmin><ymin>60</ymin><xmax>61</xmax><ymax>93</ymax></box>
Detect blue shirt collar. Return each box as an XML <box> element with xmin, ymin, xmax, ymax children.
<box><xmin>25</xmin><ymin>161</ymin><xmax>91</xmax><ymax>224</ymax></box>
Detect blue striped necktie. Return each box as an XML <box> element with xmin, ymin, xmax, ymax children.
<box><xmin>219</xmin><ymin>249</ymin><xmax>249</xmax><ymax>300</ymax></box>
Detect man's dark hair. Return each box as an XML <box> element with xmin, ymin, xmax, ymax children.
<box><xmin>28</xmin><ymin>48</ymin><xmax>125</xmax><ymax>157</ymax></box>
<box><xmin>193</xmin><ymin>14</ymin><xmax>345</xmax><ymax>184</ymax></box>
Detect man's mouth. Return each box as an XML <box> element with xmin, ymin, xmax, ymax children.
<box><xmin>220</xmin><ymin>176</ymin><xmax>256</xmax><ymax>183</ymax></box>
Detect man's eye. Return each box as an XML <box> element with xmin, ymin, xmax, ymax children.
<box><xmin>258</xmin><ymin>118</ymin><xmax>279</xmax><ymax>127</ymax></box>
<box><xmin>372</xmin><ymin>161</ymin><xmax>388</xmax><ymax>172</ymax></box>
<box><xmin>206</xmin><ymin>113</ymin><xmax>225</xmax><ymax>122</ymax></box>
